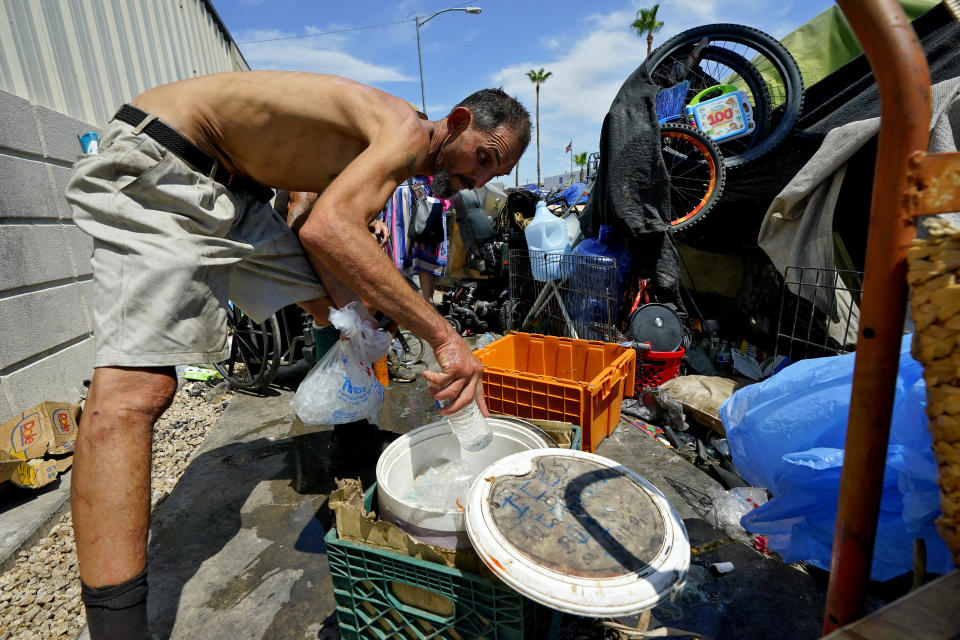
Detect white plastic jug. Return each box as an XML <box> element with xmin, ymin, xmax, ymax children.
<box><xmin>524</xmin><ymin>200</ymin><xmax>571</xmax><ymax>281</ymax></box>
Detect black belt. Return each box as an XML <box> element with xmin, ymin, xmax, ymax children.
<box><xmin>112</xmin><ymin>104</ymin><xmax>274</xmax><ymax>203</ymax></box>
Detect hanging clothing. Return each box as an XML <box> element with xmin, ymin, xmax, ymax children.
<box><xmin>381</xmin><ymin>177</ymin><xmax>448</xmax><ymax>277</ymax></box>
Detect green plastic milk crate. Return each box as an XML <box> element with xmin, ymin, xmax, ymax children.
<box><xmin>326</xmin><ymin>488</ymin><xmax>560</xmax><ymax>640</ymax></box>
<box><xmin>325</xmin><ymin>424</ymin><xmax>581</xmax><ymax>639</ymax></box>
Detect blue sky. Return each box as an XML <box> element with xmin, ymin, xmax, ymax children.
<box><xmin>212</xmin><ymin>0</ymin><xmax>836</xmax><ymax>184</ymax></box>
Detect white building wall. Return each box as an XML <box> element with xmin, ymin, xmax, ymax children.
<box><xmin>0</xmin><ymin>0</ymin><xmax>248</xmax><ymax>125</ymax></box>
<box><xmin>0</xmin><ymin>0</ymin><xmax>247</xmax><ymax>422</ymax></box>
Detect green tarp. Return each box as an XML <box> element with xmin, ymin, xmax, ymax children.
<box><xmin>782</xmin><ymin>0</ymin><xmax>940</xmax><ymax>88</ymax></box>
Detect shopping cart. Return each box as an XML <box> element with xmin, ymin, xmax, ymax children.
<box><xmin>504</xmin><ymin>249</ymin><xmax>620</xmax><ymax>341</ymax></box>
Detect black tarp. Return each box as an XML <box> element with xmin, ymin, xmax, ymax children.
<box><xmin>579</xmin><ymin>63</ymin><xmax>677</xmax><ymax>298</ymax></box>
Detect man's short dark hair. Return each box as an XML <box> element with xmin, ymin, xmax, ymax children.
<box><xmin>456</xmin><ymin>88</ymin><xmax>532</xmax><ymax>155</ymax></box>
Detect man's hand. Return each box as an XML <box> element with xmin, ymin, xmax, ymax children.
<box><xmin>422</xmin><ymin>336</ymin><xmax>489</xmax><ymax>416</ymax></box>
<box><xmin>369</xmin><ymin>219</ymin><xmax>390</xmax><ymax>248</ymax></box>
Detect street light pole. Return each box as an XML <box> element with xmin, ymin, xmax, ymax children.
<box><xmin>415</xmin><ymin>6</ymin><xmax>481</xmax><ymax>114</ymax></box>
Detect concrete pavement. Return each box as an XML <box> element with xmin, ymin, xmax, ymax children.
<box><xmin>143</xmin><ymin>357</ymin><xmax>440</xmax><ymax>640</ymax></box>
<box><xmin>0</xmin><ymin>471</ymin><xmax>71</xmax><ymax>574</ymax></box>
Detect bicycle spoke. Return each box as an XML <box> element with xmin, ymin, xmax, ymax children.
<box><xmin>215</xmin><ymin>307</ymin><xmax>283</xmax><ymax>391</ymax></box>
<box><xmin>233</xmin><ymin>331</ymin><xmax>265</xmax><ymax>363</ymax></box>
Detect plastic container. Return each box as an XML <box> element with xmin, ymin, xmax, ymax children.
<box><xmin>524</xmin><ymin>200</ymin><xmax>571</xmax><ymax>281</ymax></box>
<box><xmin>636</xmin><ymin>347</ymin><xmax>685</xmax><ymax>393</ymax></box>
<box><xmin>572</xmin><ymin>224</ymin><xmax>631</xmax><ymax>299</ymax></box>
<box><xmin>372</xmin><ymin>356</ymin><xmax>389</xmax><ymax>387</ymax></box>
<box><xmin>570</xmin><ymin>225</ymin><xmax>631</xmax><ymax>337</ymax></box>
<box><xmin>446</xmin><ymin>399</ymin><xmax>492</xmax><ymax>451</ymax></box>
<box><xmin>684</xmin><ymin>84</ymin><xmax>756</xmax><ymax>142</ymax></box>
<box><xmin>474</xmin><ymin>332</ymin><xmax>636</xmax><ymax>452</ymax></box>
<box><xmin>326</xmin><ymin>486</ymin><xmax>560</xmax><ymax>640</ymax></box>
<box><xmin>375</xmin><ymin>417</ymin><xmax>551</xmax><ymax>548</ymax></box>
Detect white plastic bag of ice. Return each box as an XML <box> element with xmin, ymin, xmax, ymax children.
<box><xmin>291</xmin><ymin>301</ymin><xmax>391</xmax><ymax>425</ymax></box>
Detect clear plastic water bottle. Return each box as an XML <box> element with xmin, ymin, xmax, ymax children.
<box><xmin>475</xmin><ymin>333</ymin><xmax>496</xmax><ymax>349</ymax></box>
<box><xmin>716</xmin><ymin>340</ymin><xmax>733</xmax><ymax>373</ymax></box>
<box><xmin>446</xmin><ymin>399</ymin><xmax>493</xmax><ymax>452</ymax></box>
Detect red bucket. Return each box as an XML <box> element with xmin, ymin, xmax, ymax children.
<box><xmin>636</xmin><ymin>347</ymin><xmax>684</xmax><ymax>395</ymax></box>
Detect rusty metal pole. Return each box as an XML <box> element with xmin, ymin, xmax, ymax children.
<box><xmin>823</xmin><ymin>0</ymin><xmax>931</xmax><ymax>634</ymax></box>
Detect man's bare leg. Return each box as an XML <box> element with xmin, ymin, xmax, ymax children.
<box><xmin>72</xmin><ymin>366</ymin><xmax>177</xmax><ymax>638</ymax></box>
<box><xmin>418</xmin><ymin>270</ymin><xmax>437</xmax><ymax>305</ymax></box>
<box><xmin>297</xmin><ymin>297</ymin><xmax>335</xmax><ymax>326</ymax></box>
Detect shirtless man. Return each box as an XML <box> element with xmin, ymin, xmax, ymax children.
<box><xmin>65</xmin><ymin>71</ymin><xmax>530</xmax><ymax>639</ymax></box>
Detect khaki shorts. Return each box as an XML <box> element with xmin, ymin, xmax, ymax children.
<box><xmin>67</xmin><ymin>120</ymin><xmax>327</xmax><ymax>368</ymax></box>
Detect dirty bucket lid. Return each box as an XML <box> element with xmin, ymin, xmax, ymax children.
<box><xmin>465</xmin><ymin>449</ymin><xmax>689</xmax><ymax>617</ymax></box>
<box><xmin>627</xmin><ymin>303</ymin><xmax>684</xmax><ymax>352</ymax></box>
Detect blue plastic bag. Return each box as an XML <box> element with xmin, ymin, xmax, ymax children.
<box><xmin>719</xmin><ymin>334</ymin><xmax>951</xmax><ymax>580</ymax></box>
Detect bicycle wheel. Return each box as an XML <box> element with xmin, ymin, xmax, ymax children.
<box><xmin>395</xmin><ymin>329</ymin><xmax>425</xmax><ymax>366</ymax></box>
<box><xmin>660</xmin><ymin>46</ymin><xmax>772</xmax><ymax>155</ymax></box>
<box><xmin>214</xmin><ymin>305</ymin><xmax>281</xmax><ymax>391</ymax></box>
<box><xmin>646</xmin><ymin>24</ymin><xmax>803</xmax><ymax>168</ymax></box>
<box><xmin>660</xmin><ymin>122</ymin><xmax>726</xmax><ymax>232</ymax></box>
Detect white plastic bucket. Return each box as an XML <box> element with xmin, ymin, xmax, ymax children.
<box><xmin>376</xmin><ymin>416</ymin><xmax>551</xmax><ymax>548</ymax></box>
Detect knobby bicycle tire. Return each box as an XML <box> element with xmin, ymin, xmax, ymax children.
<box><xmin>215</xmin><ymin>308</ymin><xmax>281</xmax><ymax>391</ymax></box>
<box><xmin>500</xmin><ymin>298</ymin><xmax>529</xmax><ymax>334</ymax></box>
<box><xmin>444</xmin><ymin>315</ymin><xmax>462</xmax><ymax>335</ymax></box>
<box><xmin>646</xmin><ymin>23</ymin><xmax>803</xmax><ymax>168</ymax></box>
<box><xmin>660</xmin><ymin>122</ymin><xmax>726</xmax><ymax>233</ymax></box>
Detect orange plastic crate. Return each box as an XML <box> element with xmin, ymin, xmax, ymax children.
<box><xmin>474</xmin><ymin>332</ymin><xmax>636</xmax><ymax>452</ymax></box>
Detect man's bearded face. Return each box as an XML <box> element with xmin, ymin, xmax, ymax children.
<box><xmin>430</xmin><ymin>168</ymin><xmax>474</xmax><ymax>198</ymax></box>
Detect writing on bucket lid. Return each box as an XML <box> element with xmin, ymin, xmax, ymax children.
<box><xmin>465</xmin><ymin>449</ymin><xmax>689</xmax><ymax>617</ymax></box>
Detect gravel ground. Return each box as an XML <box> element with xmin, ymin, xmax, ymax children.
<box><xmin>0</xmin><ymin>380</ymin><xmax>232</xmax><ymax>640</ymax></box>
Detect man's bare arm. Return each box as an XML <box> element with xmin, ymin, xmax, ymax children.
<box><xmin>296</xmin><ymin>136</ymin><xmax>486</xmax><ymax>414</ymax></box>
<box><xmin>298</xmin><ymin>146</ymin><xmax>449</xmax><ymax>344</ymax></box>
<box><xmin>280</xmin><ymin>190</ymin><xmax>358</xmax><ymax>307</ymax></box>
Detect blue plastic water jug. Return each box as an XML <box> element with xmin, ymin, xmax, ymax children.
<box><xmin>524</xmin><ymin>200</ymin><xmax>571</xmax><ymax>281</ymax></box>
<box><xmin>569</xmin><ymin>225</ymin><xmax>632</xmax><ymax>337</ymax></box>
<box><xmin>572</xmin><ymin>225</ymin><xmax>631</xmax><ymax>298</ymax></box>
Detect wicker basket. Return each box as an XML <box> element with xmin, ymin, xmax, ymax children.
<box><xmin>907</xmin><ymin>218</ymin><xmax>960</xmax><ymax>567</ymax></box>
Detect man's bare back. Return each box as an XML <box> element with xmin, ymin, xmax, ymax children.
<box><xmin>133</xmin><ymin>71</ymin><xmax>424</xmax><ymax>194</ymax></box>
<box><xmin>127</xmin><ymin>70</ymin><xmax>533</xmax><ymax>414</ymax></box>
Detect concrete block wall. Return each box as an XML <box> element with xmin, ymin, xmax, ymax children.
<box><xmin>0</xmin><ymin>88</ymin><xmax>97</xmax><ymax>423</ymax></box>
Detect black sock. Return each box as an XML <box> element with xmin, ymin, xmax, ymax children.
<box><xmin>81</xmin><ymin>568</ymin><xmax>149</xmax><ymax>640</ymax></box>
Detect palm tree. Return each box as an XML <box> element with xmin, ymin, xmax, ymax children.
<box><xmin>526</xmin><ymin>68</ymin><xmax>552</xmax><ymax>186</ymax></box>
<box><xmin>573</xmin><ymin>152</ymin><xmax>587</xmax><ymax>182</ymax></box>
<box><xmin>630</xmin><ymin>4</ymin><xmax>664</xmax><ymax>57</ymax></box>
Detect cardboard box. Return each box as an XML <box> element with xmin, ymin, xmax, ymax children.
<box><xmin>329</xmin><ymin>478</ymin><xmax>490</xmax><ymax>578</ymax></box>
<box><xmin>0</xmin><ymin>456</ymin><xmax>73</xmax><ymax>489</ymax></box>
<box><xmin>527</xmin><ymin>419</ymin><xmax>575</xmax><ymax>448</ymax></box>
<box><xmin>0</xmin><ymin>402</ymin><xmax>80</xmax><ymax>488</ymax></box>
<box><xmin>0</xmin><ymin>402</ymin><xmax>79</xmax><ymax>463</ymax></box>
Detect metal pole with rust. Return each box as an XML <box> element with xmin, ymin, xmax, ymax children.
<box><xmin>823</xmin><ymin>0</ymin><xmax>931</xmax><ymax>633</ymax></box>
